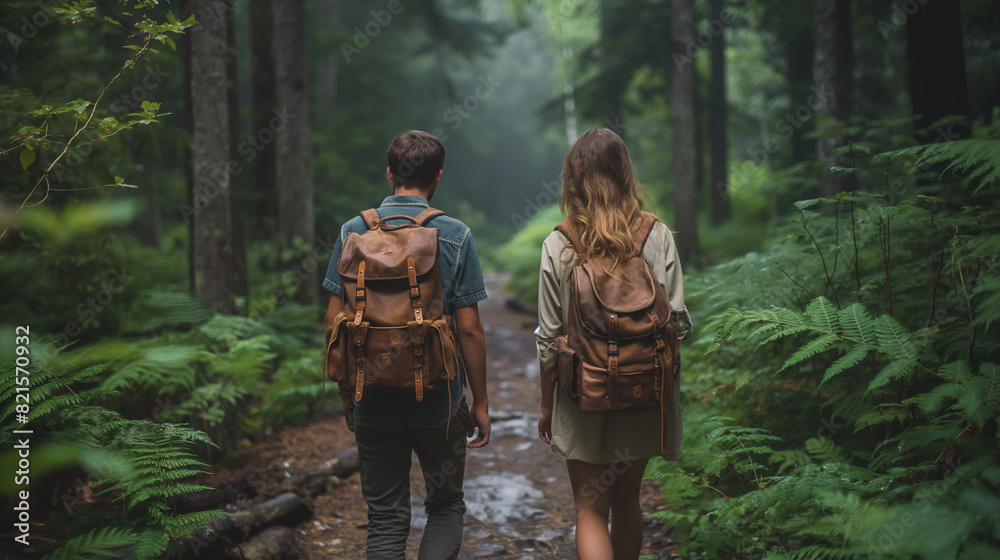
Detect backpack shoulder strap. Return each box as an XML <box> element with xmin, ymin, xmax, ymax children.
<box><xmin>359</xmin><ymin>208</ymin><xmax>381</xmax><ymax>229</ymax></box>
<box><xmin>414</xmin><ymin>207</ymin><xmax>446</xmax><ymax>226</ymax></box>
<box><xmin>554</xmin><ymin>220</ymin><xmax>582</xmax><ymax>251</ymax></box>
<box><xmin>630</xmin><ymin>212</ymin><xmax>658</xmax><ymax>252</ymax></box>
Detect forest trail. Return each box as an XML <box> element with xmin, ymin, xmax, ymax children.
<box><xmin>214</xmin><ymin>273</ymin><xmax>675</xmax><ymax>559</ymax></box>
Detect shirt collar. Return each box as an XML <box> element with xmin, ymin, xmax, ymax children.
<box><xmin>380</xmin><ymin>194</ymin><xmax>430</xmax><ymax>207</ymax></box>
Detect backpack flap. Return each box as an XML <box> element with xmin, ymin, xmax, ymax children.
<box><xmin>338</xmin><ymin>226</ymin><xmax>439</xmax><ymax>281</ymax></box>
<box><xmin>573</xmin><ymin>260</ymin><xmax>671</xmax><ymax>340</ymax></box>
<box><xmin>583</xmin><ymin>258</ymin><xmax>661</xmax><ymax>313</ymax></box>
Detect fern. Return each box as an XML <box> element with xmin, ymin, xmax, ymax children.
<box><xmin>0</xmin><ymin>363</ymin><xmax>112</xmax><ymax>429</ymax></box>
<box><xmin>40</xmin><ymin>526</ymin><xmax>139</xmax><ymax>560</ymax></box>
<box><xmin>821</xmin><ymin>344</ymin><xmax>869</xmax><ymax>384</ymax></box>
<box><xmin>837</xmin><ymin>303</ymin><xmax>875</xmax><ymax>346</ymax></box>
<box><xmin>879</xmin><ymin>138</ymin><xmax>1000</xmax><ymax>192</ymax></box>
<box><xmin>128</xmin><ymin>290</ymin><xmax>212</xmax><ymax>333</ymax></box>
<box><xmin>665</xmin><ymin>128</ymin><xmax>1000</xmax><ymax>558</ymax></box>
<box><xmin>1</xmin><ymin>350</ymin><xmax>223</xmax><ymax>559</ymax></box>
<box><xmin>779</xmin><ymin>333</ymin><xmax>839</xmax><ymax>373</ymax></box>
<box><xmin>867</xmin><ymin>358</ymin><xmax>919</xmax><ymax>392</ymax></box>
<box><xmin>806</xmin><ymin>296</ymin><xmax>839</xmax><ymax>333</ymax></box>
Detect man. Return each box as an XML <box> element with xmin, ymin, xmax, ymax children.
<box><xmin>323</xmin><ymin>130</ymin><xmax>491</xmax><ymax>559</ymax></box>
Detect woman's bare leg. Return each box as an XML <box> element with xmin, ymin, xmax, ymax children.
<box><xmin>609</xmin><ymin>457</ymin><xmax>650</xmax><ymax>560</ymax></box>
<box><xmin>567</xmin><ymin>459</ymin><xmax>614</xmax><ymax>560</ymax></box>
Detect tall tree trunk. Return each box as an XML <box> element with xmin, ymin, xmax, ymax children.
<box><xmin>785</xmin><ymin>29</ymin><xmax>815</xmax><ymax>166</ymax></box>
<box><xmin>813</xmin><ymin>0</ymin><xmax>853</xmax><ymax>197</ymax></box>
<box><xmin>314</xmin><ymin>0</ymin><xmax>339</xmax><ymax>111</ymax></box>
<box><xmin>671</xmin><ymin>0</ymin><xmax>699</xmax><ymax>264</ymax></box>
<box><xmin>709</xmin><ymin>0</ymin><xmax>729</xmax><ymax>225</ymax></box>
<box><xmin>906</xmin><ymin>0</ymin><xmax>970</xmax><ymax>142</ymax></box>
<box><xmin>274</xmin><ymin>0</ymin><xmax>317</xmax><ymax>307</ymax></box>
<box><xmin>600</xmin><ymin>0</ymin><xmax>625</xmax><ymax>140</ymax></box>
<box><xmin>227</xmin><ymin>0</ymin><xmax>249</xmax><ymax>305</ymax></box>
<box><xmin>251</xmin><ymin>0</ymin><xmax>278</xmax><ymax>237</ymax></box>
<box><xmin>693</xmin><ymin>61</ymin><xmax>704</xmax><ymax>207</ymax></box>
<box><xmin>186</xmin><ymin>0</ymin><xmax>248</xmax><ymax>315</ymax></box>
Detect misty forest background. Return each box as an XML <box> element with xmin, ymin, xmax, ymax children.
<box><xmin>2</xmin><ymin>0</ymin><xmax>1000</xmax><ymax>558</ymax></box>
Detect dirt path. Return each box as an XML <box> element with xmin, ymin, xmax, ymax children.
<box><xmin>215</xmin><ymin>273</ymin><xmax>675</xmax><ymax>559</ymax></box>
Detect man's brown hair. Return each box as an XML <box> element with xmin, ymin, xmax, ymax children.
<box><xmin>386</xmin><ymin>130</ymin><xmax>446</xmax><ymax>189</ymax></box>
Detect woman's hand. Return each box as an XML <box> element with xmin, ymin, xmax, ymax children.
<box><xmin>538</xmin><ymin>407</ymin><xmax>553</xmax><ymax>444</ymax></box>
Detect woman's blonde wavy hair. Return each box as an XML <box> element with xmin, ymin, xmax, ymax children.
<box><xmin>559</xmin><ymin>128</ymin><xmax>650</xmax><ymax>270</ymax></box>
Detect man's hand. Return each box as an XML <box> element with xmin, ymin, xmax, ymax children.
<box><xmin>467</xmin><ymin>401</ymin><xmax>491</xmax><ymax>448</ymax></box>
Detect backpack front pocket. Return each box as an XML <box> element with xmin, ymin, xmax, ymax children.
<box><xmin>325</xmin><ymin>311</ymin><xmax>350</xmax><ymax>384</ymax></box>
<box><xmin>556</xmin><ymin>335</ymin><xmax>581</xmax><ymax>400</ymax></box>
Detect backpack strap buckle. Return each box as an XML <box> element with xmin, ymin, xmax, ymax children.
<box><xmin>408</xmin><ymin>322</ymin><xmax>429</xmax><ymax>402</ymax></box>
<box><xmin>354</xmin><ymin>262</ymin><xmax>367</xmax><ymax>325</ymax></box>
<box><xmin>407</xmin><ymin>257</ymin><xmax>424</xmax><ymax>324</ymax></box>
<box><xmin>608</xmin><ymin>313</ymin><xmax>619</xmax><ymax>409</ymax></box>
<box><xmin>351</xmin><ymin>322</ymin><xmax>369</xmax><ymax>402</ymax></box>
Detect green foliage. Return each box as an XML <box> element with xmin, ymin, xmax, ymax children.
<box><xmin>0</xmin><ymin>0</ymin><xmax>194</xmax><ymax>244</ymax></box>
<box><xmin>879</xmin><ymin>138</ymin><xmax>1000</xmax><ymax>193</ymax></box>
<box><xmin>654</xmin><ymin>135</ymin><xmax>1000</xmax><ymax>557</ymax></box>
<box><xmin>38</xmin><ymin>526</ymin><xmax>139</xmax><ymax>560</ymax></box>
<box><xmin>0</xmin><ymin>353</ymin><xmax>221</xmax><ymax>559</ymax></box>
<box><xmin>497</xmin><ymin>204</ymin><xmax>562</xmax><ymax>303</ymax></box>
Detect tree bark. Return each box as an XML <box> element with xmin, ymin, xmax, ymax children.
<box><xmin>174</xmin><ymin>446</ymin><xmax>360</xmax><ymax>512</ymax></box>
<box><xmin>183</xmin><ymin>492</ymin><xmax>312</xmax><ymax>557</ymax></box>
<box><xmin>813</xmin><ymin>0</ymin><xmax>853</xmax><ymax>197</ymax></box>
<box><xmin>233</xmin><ymin>526</ymin><xmax>303</xmax><ymax>560</ymax></box>
<box><xmin>186</xmin><ymin>0</ymin><xmax>248</xmax><ymax>315</ymax></box>
<box><xmin>709</xmin><ymin>0</ymin><xmax>729</xmax><ymax>225</ymax></box>
<box><xmin>785</xmin><ymin>28</ymin><xmax>815</xmax><ymax>166</ymax></box>
<box><xmin>600</xmin><ymin>0</ymin><xmax>626</xmax><ymax>140</ymax></box>
<box><xmin>227</xmin><ymin>0</ymin><xmax>249</xmax><ymax>307</ymax></box>
<box><xmin>259</xmin><ymin>446</ymin><xmax>360</xmax><ymax>501</ymax></box>
<box><xmin>671</xmin><ymin>0</ymin><xmax>700</xmax><ymax>264</ymax></box>
<box><xmin>274</xmin><ymin>0</ymin><xmax>317</xmax><ymax>307</ymax></box>
<box><xmin>314</xmin><ymin>0</ymin><xmax>339</xmax><ymax>112</ymax></box>
<box><xmin>906</xmin><ymin>0</ymin><xmax>970</xmax><ymax>142</ymax></box>
<box><xmin>252</xmin><ymin>0</ymin><xmax>278</xmax><ymax>237</ymax></box>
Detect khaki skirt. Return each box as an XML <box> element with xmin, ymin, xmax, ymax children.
<box><xmin>549</xmin><ymin>377</ymin><xmax>683</xmax><ymax>464</ymax></box>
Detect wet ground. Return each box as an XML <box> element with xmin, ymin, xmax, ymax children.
<box><xmin>215</xmin><ymin>273</ymin><xmax>677</xmax><ymax>558</ymax></box>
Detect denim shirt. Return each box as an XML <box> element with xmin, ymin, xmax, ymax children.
<box><xmin>323</xmin><ymin>195</ymin><xmax>487</xmax><ymax>426</ymax></box>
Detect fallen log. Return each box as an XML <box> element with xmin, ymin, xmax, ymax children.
<box><xmin>230</xmin><ymin>526</ymin><xmax>303</xmax><ymax>560</ymax></box>
<box><xmin>258</xmin><ymin>446</ymin><xmax>360</xmax><ymax>501</ymax></box>
<box><xmin>183</xmin><ymin>492</ymin><xmax>312</xmax><ymax>558</ymax></box>
<box><xmin>175</xmin><ymin>446</ymin><xmax>360</xmax><ymax>512</ymax></box>
<box><xmin>174</xmin><ymin>481</ymin><xmax>254</xmax><ymax>513</ymax></box>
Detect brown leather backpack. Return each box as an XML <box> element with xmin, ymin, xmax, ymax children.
<box><xmin>325</xmin><ymin>207</ymin><xmax>460</xmax><ymax>404</ymax></box>
<box><xmin>553</xmin><ymin>212</ymin><xmax>680</xmax><ymax>453</ymax></box>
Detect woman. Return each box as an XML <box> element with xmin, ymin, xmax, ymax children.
<box><xmin>535</xmin><ymin>128</ymin><xmax>692</xmax><ymax>560</ymax></box>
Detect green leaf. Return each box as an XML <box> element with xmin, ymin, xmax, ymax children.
<box><xmin>868</xmin><ymin>358</ymin><xmax>918</xmax><ymax>392</ymax></box>
<box><xmin>779</xmin><ymin>333</ymin><xmax>839</xmax><ymax>373</ymax></box>
<box><xmin>821</xmin><ymin>344</ymin><xmax>869</xmax><ymax>385</ymax></box>
<box><xmin>68</xmin><ymin>99</ymin><xmax>92</xmax><ymax>114</ymax></box>
<box><xmin>873</xmin><ymin>315</ymin><xmax>918</xmax><ymax>361</ymax></box>
<box><xmin>839</xmin><ymin>304</ymin><xmax>875</xmax><ymax>345</ymax></box>
<box><xmin>806</xmin><ymin>296</ymin><xmax>838</xmax><ymax>333</ymax></box>
<box><xmin>830</xmin><ymin>166</ymin><xmax>857</xmax><ymax>174</ymax></box>
<box><xmin>19</xmin><ymin>149</ymin><xmax>36</xmax><ymax>170</ymax></box>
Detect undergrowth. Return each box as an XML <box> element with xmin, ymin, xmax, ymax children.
<box><xmin>0</xmin><ymin>287</ymin><xmax>328</xmax><ymax>558</ymax></box>
<box><xmin>652</xmin><ymin>128</ymin><xmax>1000</xmax><ymax>558</ymax></box>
